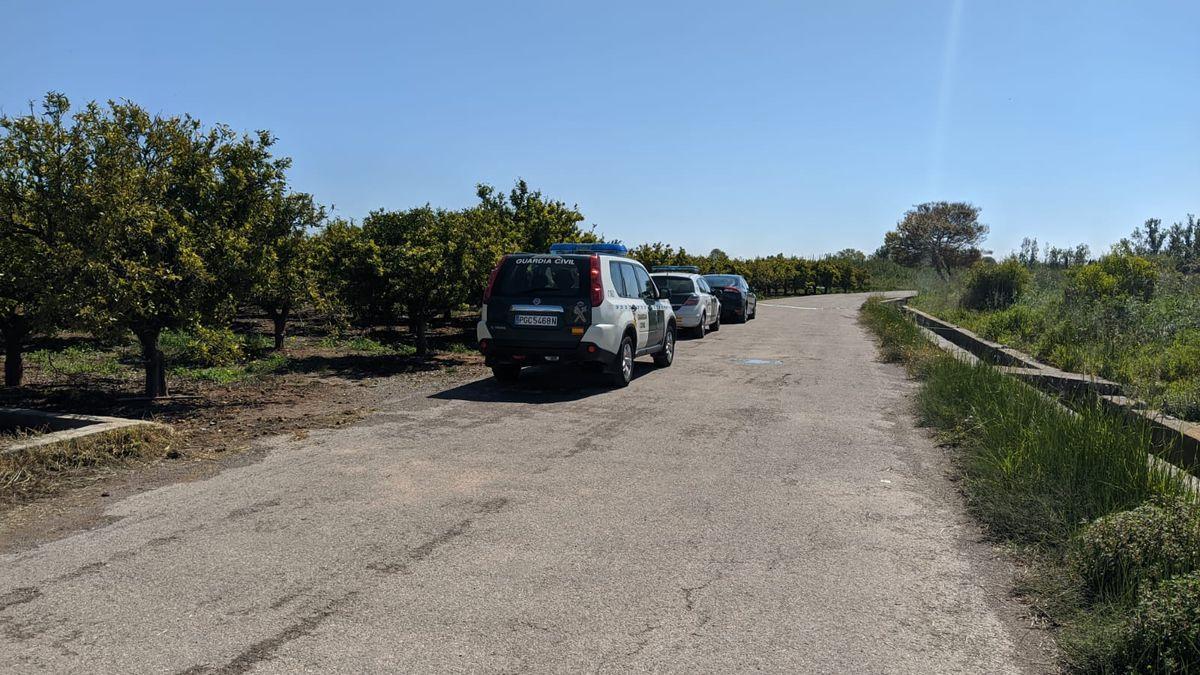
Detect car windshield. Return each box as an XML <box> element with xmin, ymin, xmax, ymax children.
<box><xmin>703</xmin><ymin>275</ymin><xmax>740</xmax><ymax>288</ymax></box>
<box><xmin>651</xmin><ymin>276</ymin><xmax>695</xmax><ymax>295</ymax></box>
<box><xmin>494</xmin><ymin>256</ymin><xmax>587</xmax><ymax>297</ymax></box>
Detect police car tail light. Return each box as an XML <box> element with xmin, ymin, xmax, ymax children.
<box><xmin>483</xmin><ymin>256</ymin><xmax>506</xmax><ymax>303</ymax></box>
<box><xmin>589</xmin><ymin>254</ymin><xmax>603</xmax><ymax>307</ymax></box>
<box><xmin>682</xmin><ymin>295</ymin><xmax>698</xmax><ymax>306</ymax></box>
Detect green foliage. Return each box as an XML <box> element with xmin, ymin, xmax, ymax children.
<box><xmin>172</xmin><ymin>353</ymin><xmax>289</xmax><ymax>384</ymax></box>
<box><xmin>249</xmin><ymin>191</ymin><xmax>326</xmax><ymax>348</ymax></box>
<box><xmin>859</xmin><ymin>297</ymin><xmax>942</xmax><ymax>376</ymax></box>
<box><xmin>26</xmin><ymin>346</ymin><xmax>121</xmax><ymax>377</ymax></box>
<box><xmin>961</xmin><ymin>258</ymin><xmax>1030</xmax><ymax>310</ymax></box>
<box><xmin>977</xmin><ymin>304</ymin><xmax>1044</xmax><ymax>344</ymax></box>
<box><xmin>1119</xmin><ymin>571</ymin><xmax>1200</xmax><ymax>673</ymax></box>
<box><xmin>910</xmin><ymin>255</ymin><xmax>1200</xmax><ymax>422</ymax></box>
<box><xmin>916</xmin><ymin>358</ymin><xmax>1185</xmax><ymax>545</ymax></box>
<box><xmin>0</xmin><ymin>93</ymin><xmax>92</xmax><ymax>385</ymax></box>
<box><xmin>1071</xmin><ymin>498</ymin><xmax>1200</xmax><ymax>600</ymax></box>
<box><xmin>362</xmin><ymin>205</ymin><xmax>509</xmax><ymax>354</ymax></box>
<box><xmin>861</xmin><ymin>299</ymin><xmax>1200</xmax><ymax>672</ymax></box>
<box><xmin>627</xmin><ymin>244</ymin><xmax>874</xmax><ymax>296</ymax></box>
<box><xmin>882</xmin><ymin>201</ymin><xmax>988</xmax><ymax>279</ymax></box>
<box><xmin>161</xmin><ymin>327</ymin><xmax>244</xmax><ymax>367</ymax></box>
<box><xmin>475</xmin><ymin>179</ymin><xmax>596</xmax><ymax>253</ymax></box>
<box><xmin>1068</xmin><ymin>253</ymin><xmax>1157</xmax><ymax>302</ymax></box>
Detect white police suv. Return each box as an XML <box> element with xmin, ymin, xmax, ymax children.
<box><xmin>476</xmin><ymin>243</ymin><xmax>677</xmax><ymax>387</ymax></box>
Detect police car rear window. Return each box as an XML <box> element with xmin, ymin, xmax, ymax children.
<box><xmin>651</xmin><ymin>276</ymin><xmax>695</xmax><ymax>294</ymax></box>
<box><xmin>495</xmin><ymin>256</ymin><xmax>587</xmax><ymax>297</ymax></box>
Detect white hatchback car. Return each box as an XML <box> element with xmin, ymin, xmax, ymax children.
<box><xmin>651</xmin><ymin>267</ymin><xmax>721</xmax><ymax>338</ymax></box>
<box><xmin>477</xmin><ymin>243</ymin><xmax>677</xmax><ymax>387</ymax></box>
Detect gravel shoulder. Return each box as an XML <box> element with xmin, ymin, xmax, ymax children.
<box><xmin>0</xmin><ymin>293</ymin><xmax>1055</xmax><ymax>673</ymax></box>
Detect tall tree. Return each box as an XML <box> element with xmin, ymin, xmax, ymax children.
<box><xmin>78</xmin><ymin>100</ymin><xmax>287</xmax><ymax>397</ymax></box>
<box><xmin>0</xmin><ymin>93</ymin><xmax>89</xmax><ymax>387</ymax></box>
<box><xmin>883</xmin><ymin>201</ymin><xmax>988</xmax><ymax>279</ymax></box>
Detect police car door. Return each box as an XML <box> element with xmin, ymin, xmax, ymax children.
<box><xmin>618</xmin><ymin>263</ymin><xmax>649</xmax><ymax>348</ymax></box>
<box><xmin>633</xmin><ymin>265</ymin><xmax>665</xmax><ymax>347</ymax></box>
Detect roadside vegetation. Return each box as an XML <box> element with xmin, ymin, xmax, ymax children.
<box><xmin>880</xmin><ymin>216</ymin><xmax>1200</xmax><ymax>422</ymax></box>
<box><xmin>861</xmin><ymin>297</ymin><xmax>1200</xmax><ymax>673</ymax></box>
<box><xmin>1</xmin><ymin>425</ymin><xmax>174</xmax><ymax>502</ymax></box>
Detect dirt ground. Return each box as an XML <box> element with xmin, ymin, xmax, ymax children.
<box><xmin>0</xmin><ymin>317</ymin><xmax>489</xmax><ymax>554</ymax></box>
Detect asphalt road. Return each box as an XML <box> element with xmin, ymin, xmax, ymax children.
<box><xmin>1</xmin><ymin>292</ymin><xmax>1051</xmax><ymax>673</ymax></box>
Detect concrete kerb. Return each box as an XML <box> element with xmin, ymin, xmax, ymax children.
<box><xmin>0</xmin><ymin>407</ymin><xmax>169</xmax><ymax>455</ymax></box>
<box><xmin>883</xmin><ymin>298</ymin><xmax>1200</xmax><ymax>480</ymax></box>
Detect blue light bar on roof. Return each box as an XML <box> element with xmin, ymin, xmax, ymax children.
<box><xmin>651</xmin><ymin>265</ymin><xmax>701</xmax><ymax>273</ymax></box>
<box><xmin>548</xmin><ymin>242</ymin><xmax>628</xmax><ymax>255</ymax></box>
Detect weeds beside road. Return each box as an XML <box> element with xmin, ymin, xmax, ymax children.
<box><xmin>908</xmin><ymin>259</ymin><xmax>1200</xmax><ymax>422</ymax></box>
<box><xmin>861</xmin><ymin>297</ymin><xmax>1200</xmax><ymax>673</ymax></box>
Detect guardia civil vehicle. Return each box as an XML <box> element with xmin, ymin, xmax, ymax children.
<box><xmin>477</xmin><ymin>243</ymin><xmax>677</xmax><ymax>387</ymax></box>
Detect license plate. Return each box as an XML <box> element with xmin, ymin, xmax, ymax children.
<box><xmin>514</xmin><ymin>314</ymin><xmax>558</xmax><ymax>327</ymax></box>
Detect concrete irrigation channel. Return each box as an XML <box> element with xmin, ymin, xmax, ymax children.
<box><xmin>0</xmin><ymin>292</ymin><xmax>1054</xmax><ymax>673</ymax></box>
<box><xmin>0</xmin><ymin>408</ymin><xmax>168</xmax><ymax>455</ymax></box>
<box><xmin>885</xmin><ymin>297</ymin><xmax>1200</xmax><ymax>489</ymax></box>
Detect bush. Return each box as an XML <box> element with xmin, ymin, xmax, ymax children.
<box><xmin>1071</xmin><ymin>497</ymin><xmax>1200</xmax><ymax>599</ymax></box>
<box><xmin>161</xmin><ymin>326</ymin><xmax>244</xmax><ymax>367</ymax></box>
<box><xmin>961</xmin><ymin>259</ymin><xmax>1030</xmax><ymax>310</ymax></box>
<box><xmin>978</xmin><ymin>304</ymin><xmax>1044</xmax><ymax>344</ymax></box>
<box><xmin>1101</xmin><ymin>252</ymin><xmax>1158</xmax><ymax>301</ymax></box>
<box><xmin>1068</xmin><ymin>253</ymin><xmax>1158</xmax><ymax>302</ymax></box>
<box><xmin>1119</xmin><ymin>571</ymin><xmax>1200</xmax><ymax>673</ymax></box>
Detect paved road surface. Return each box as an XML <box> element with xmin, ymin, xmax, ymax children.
<box><xmin>1</xmin><ymin>293</ymin><xmax>1050</xmax><ymax>673</ymax></box>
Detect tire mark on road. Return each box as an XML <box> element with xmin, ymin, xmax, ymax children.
<box><xmin>0</xmin><ymin>587</ymin><xmax>41</xmax><ymax>612</ymax></box>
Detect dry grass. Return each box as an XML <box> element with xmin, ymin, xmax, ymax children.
<box><xmin>0</xmin><ymin>425</ymin><xmax>175</xmax><ymax>503</ymax></box>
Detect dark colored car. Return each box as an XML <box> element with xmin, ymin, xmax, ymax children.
<box><xmin>701</xmin><ymin>274</ymin><xmax>757</xmax><ymax>323</ymax></box>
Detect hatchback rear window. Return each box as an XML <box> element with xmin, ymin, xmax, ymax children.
<box><xmin>651</xmin><ymin>276</ymin><xmax>695</xmax><ymax>294</ymax></box>
<box><xmin>703</xmin><ymin>275</ymin><xmax>741</xmax><ymax>288</ymax></box>
<box><xmin>495</xmin><ymin>256</ymin><xmax>587</xmax><ymax>297</ymax></box>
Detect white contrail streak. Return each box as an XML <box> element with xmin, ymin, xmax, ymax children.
<box><xmin>930</xmin><ymin>0</ymin><xmax>965</xmax><ymax>197</ymax></box>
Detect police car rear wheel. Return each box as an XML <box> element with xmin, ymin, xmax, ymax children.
<box><xmin>491</xmin><ymin>364</ymin><xmax>521</xmax><ymax>383</ymax></box>
<box><xmin>694</xmin><ymin>313</ymin><xmax>707</xmax><ymax>338</ymax></box>
<box><xmin>654</xmin><ymin>326</ymin><xmax>675</xmax><ymax>367</ymax></box>
<box><xmin>610</xmin><ymin>336</ymin><xmax>634</xmax><ymax>387</ymax></box>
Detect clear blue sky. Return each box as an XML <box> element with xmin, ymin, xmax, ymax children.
<box><xmin>3</xmin><ymin>1</ymin><xmax>1197</xmax><ymax>258</ymax></box>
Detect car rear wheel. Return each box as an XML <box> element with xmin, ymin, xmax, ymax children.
<box><xmin>491</xmin><ymin>364</ymin><xmax>521</xmax><ymax>383</ymax></box>
<box><xmin>693</xmin><ymin>313</ymin><xmax>707</xmax><ymax>338</ymax></box>
<box><xmin>610</xmin><ymin>335</ymin><xmax>634</xmax><ymax>387</ymax></box>
<box><xmin>653</xmin><ymin>325</ymin><xmax>675</xmax><ymax>367</ymax></box>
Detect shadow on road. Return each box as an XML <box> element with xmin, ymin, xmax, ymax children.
<box><xmin>283</xmin><ymin>354</ymin><xmax>470</xmax><ymax>381</ymax></box>
<box><xmin>430</xmin><ymin>363</ymin><xmax>654</xmax><ymax>403</ymax></box>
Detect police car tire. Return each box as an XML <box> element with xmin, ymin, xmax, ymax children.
<box><xmin>491</xmin><ymin>364</ymin><xmax>521</xmax><ymax>383</ymax></box>
<box><xmin>653</xmin><ymin>325</ymin><xmax>675</xmax><ymax>367</ymax></box>
<box><xmin>610</xmin><ymin>335</ymin><xmax>634</xmax><ymax>387</ymax></box>
<box><xmin>711</xmin><ymin>313</ymin><xmax>720</xmax><ymax>331</ymax></box>
<box><xmin>694</xmin><ymin>313</ymin><xmax>707</xmax><ymax>339</ymax></box>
